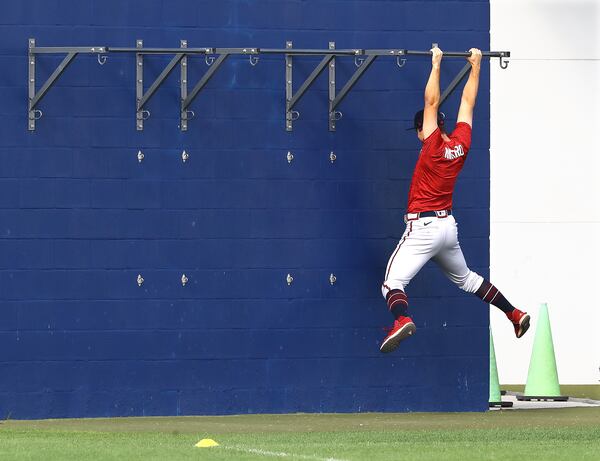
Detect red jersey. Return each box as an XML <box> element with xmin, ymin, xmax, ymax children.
<box><xmin>407</xmin><ymin>122</ymin><xmax>472</xmax><ymax>213</ymax></box>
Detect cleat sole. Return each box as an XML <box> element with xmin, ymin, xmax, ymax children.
<box><xmin>517</xmin><ymin>314</ymin><xmax>530</xmax><ymax>338</ymax></box>
<box><xmin>380</xmin><ymin>322</ymin><xmax>416</xmax><ymax>353</ymax></box>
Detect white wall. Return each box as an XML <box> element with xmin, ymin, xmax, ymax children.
<box><xmin>490</xmin><ymin>0</ymin><xmax>600</xmax><ymax>384</ymax></box>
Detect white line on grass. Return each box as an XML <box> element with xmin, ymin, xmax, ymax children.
<box><xmin>223</xmin><ymin>445</ymin><xmax>349</xmax><ymax>461</ymax></box>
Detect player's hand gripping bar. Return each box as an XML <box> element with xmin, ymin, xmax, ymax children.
<box><xmin>405</xmin><ymin>50</ymin><xmax>509</xmax><ymax>58</ymax></box>
<box><xmin>405</xmin><ymin>49</ymin><xmax>510</xmax><ymax>68</ymax></box>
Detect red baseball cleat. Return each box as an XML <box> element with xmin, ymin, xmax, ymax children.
<box><xmin>506</xmin><ymin>309</ymin><xmax>530</xmax><ymax>338</ymax></box>
<box><xmin>380</xmin><ymin>316</ymin><xmax>416</xmax><ymax>353</ymax></box>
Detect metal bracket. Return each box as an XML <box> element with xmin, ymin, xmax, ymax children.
<box><xmin>329</xmin><ymin>52</ymin><xmax>383</xmax><ymax>131</ymax></box>
<box><xmin>440</xmin><ymin>62</ymin><xmax>473</xmax><ymax>106</ymax></box>
<box><xmin>328</xmin><ymin>42</ymin><xmax>337</xmax><ymax>131</ymax></box>
<box><xmin>180</xmin><ymin>52</ymin><xmax>230</xmax><ymax>131</ymax></box>
<box><xmin>116</xmin><ymin>40</ymin><xmax>225</xmax><ymax>131</ymax></box>
<box><xmin>136</xmin><ymin>40</ymin><xmax>144</xmax><ymax>130</ymax></box>
<box><xmin>28</xmin><ymin>39</ymin><xmax>107</xmax><ymax>131</ymax></box>
<box><xmin>285</xmin><ymin>41</ymin><xmax>293</xmax><ymax>130</ymax></box>
<box><xmin>28</xmin><ymin>38</ymin><xmax>37</xmax><ymax>131</ymax></box>
<box><xmin>180</xmin><ymin>40</ymin><xmax>189</xmax><ymax>130</ymax></box>
<box><xmin>284</xmin><ymin>41</ymin><xmax>338</xmax><ymax>131</ymax></box>
<box><xmin>135</xmin><ymin>41</ymin><xmax>187</xmax><ymax>130</ymax></box>
<box><xmin>328</xmin><ymin>49</ymin><xmax>406</xmax><ymax>131</ymax></box>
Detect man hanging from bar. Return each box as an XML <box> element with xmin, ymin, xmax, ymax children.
<box><xmin>379</xmin><ymin>46</ymin><xmax>530</xmax><ymax>353</ymax></box>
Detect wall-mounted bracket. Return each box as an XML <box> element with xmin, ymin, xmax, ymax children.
<box><xmin>27</xmin><ymin>39</ymin><xmax>107</xmax><ymax>131</ymax></box>
<box><xmin>328</xmin><ymin>42</ymin><xmax>337</xmax><ymax>131</ymax></box>
<box><xmin>329</xmin><ymin>54</ymin><xmax>376</xmax><ymax>131</ymax></box>
<box><xmin>285</xmin><ymin>41</ymin><xmax>293</xmax><ymax>130</ymax></box>
<box><xmin>180</xmin><ymin>40</ymin><xmax>189</xmax><ymax>130</ymax></box>
<box><xmin>329</xmin><ymin>49</ymin><xmax>407</xmax><ymax>131</ymax></box>
<box><xmin>180</xmin><ymin>47</ymin><xmax>258</xmax><ymax>131</ymax></box>
<box><xmin>285</xmin><ymin>42</ymin><xmax>337</xmax><ymax>131</ymax></box>
<box><xmin>134</xmin><ymin>40</ymin><xmax>188</xmax><ymax>130</ymax></box>
<box><xmin>135</xmin><ymin>40</ymin><xmax>144</xmax><ymax>130</ymax></box>
<box><xmin>180</xmin><ymin>51</ymin><xmax>231</xmax><ymax>131</ymax></box>
<box><xmin>109</xmin><ymin>42</ymin><xmax>215</xmax><ymax>130</ymax></box>
<box><xmin>440</xmin><ymin>62</ymin><xmax>473</xmax><ymax>107</ymax></box>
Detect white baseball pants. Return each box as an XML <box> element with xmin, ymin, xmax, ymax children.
<box><xmin>381</xmin><ymin>215</ymin><xmax>484</xmax><ymax>298</ymax></box>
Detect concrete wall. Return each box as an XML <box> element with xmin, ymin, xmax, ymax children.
<box><xmin>0</xmin><ymin>0</ymin><xmax>491</xmax><ymax>418</ymax></box>
<box><xmin>490</xmin><ymin>0</ymin><xmax>599</xmax><ymax>384</ymax></box>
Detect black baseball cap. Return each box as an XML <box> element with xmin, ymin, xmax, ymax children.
<box><xmin>407</xmin><ymin>110</ymin><xmax>445</xmax><ymax>131</ymax></box>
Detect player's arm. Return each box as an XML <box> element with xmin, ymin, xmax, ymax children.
<box><xmin>422</xmin><ymin>47</ymin><xmax>443</xmax><ymax>139</ymax></box>
<box><xmin>457</xmin><ymin>48</ymin><xmax>482</xmax><ymax>127</ymax></box>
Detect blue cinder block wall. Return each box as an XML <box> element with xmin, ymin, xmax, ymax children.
<box><xmin>0</xmin><ymin>0</ymin><xmax>491</xmax><ymax>418</ymax></box>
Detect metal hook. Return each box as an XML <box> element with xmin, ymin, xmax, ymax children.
<box><xmin>205</xmin><ymin>55</ymin><xmax>215</xmax><ymax>66</ymax></box>
<box><xmin>185</xmin><ymin>110</ymin><xmax>195</xmax><ymax>120</ymax></box>
<box><xmin>499</xmin><ymin>56</ymin><xmax>509</xmax><ymax>69</ymax></box>
<box><xmin>249</xmin><ymin>55</ymin><xmax>259</xmax><ymax>66</ymax></box>
<box><xmin>32</xmin><ymin>109</ymin><xmax>43</xmax><ymax>120</ymax></box>
<box><xmin>331</xmin><ymin>111</ymin><xmax>343</xmax><ymax>121</ymax></box>
<box><xmin>396</xmin><ymin>56</ymin><xmax>407</xmax><ymax>68</ymax></box>
<box><xmin>354</xmin><ymin>56</ymin><xmax>365</xmax><ymax>67</ymax></box>
<box><xmin>141</xmin><ymin>109</ymin><xmax>151</xmax><ymax>120</ymax></box>
<box><xmin>290</xmin><ymin>110</ymin><xmax>300</xmax><ymax>121</ymax></box>
<box><xmin>97</xmin><ymin>54</ymin><xmax>107</xmax><ymax>65</ymax></box>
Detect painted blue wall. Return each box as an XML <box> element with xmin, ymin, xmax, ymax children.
<box><xmin>0</xmin><ymin>0</ymin><xmax>490</xmax><ymax>419</ymax></box>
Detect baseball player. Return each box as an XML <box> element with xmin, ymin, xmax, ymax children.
<box><xmin>380</xmin><ymin>47</ymin><xmax>530</xmax><ymax>353</ymax></box>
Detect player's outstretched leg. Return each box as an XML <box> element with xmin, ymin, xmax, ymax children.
<box><xmin>475</xmin><ymin>280</ymin><xmax>530</xmax><ymax>338</ymax></box>
<box><xmin>433</xmin><ymin>240</ymin><xmax>531</xmax><ymax>339</ymax></box>
<box><xmin>380</xmin><ymin>289</ymin><xmax>416</xmax><ymax>353</ymax></box>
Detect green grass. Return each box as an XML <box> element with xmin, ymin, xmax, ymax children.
<box><xmin>1</xmin><ymin>408</ymin><xmax>600</xmax><ymax>460</ymax></box>
<box><xmin>502</xmin><ymin>385</ymin><xmax>600</xmax><ymax>401</ymax></box>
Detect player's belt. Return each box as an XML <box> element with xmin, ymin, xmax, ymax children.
<box><xmin>404</xmin><ymin>209</ymin><xmax>452</xmax><ymax>223</ymax></box>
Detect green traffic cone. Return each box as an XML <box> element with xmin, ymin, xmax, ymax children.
<box><xmin>519</xmin><ymin>303</ymin><xmax>568</xmax><ymax>401</ymax></box>
<box><xmin>489</xmin><ymin>329</ymin><xmax>512</xmax><ymax>408</ymax></box>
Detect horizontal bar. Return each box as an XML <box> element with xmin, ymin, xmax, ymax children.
<box><xmin>31</xmin><ymin>46</ymin><xmax>106</xmax><ymax>54</ymax></box>
<box><xmin>363</xmin><ymin>49</ymin><xmax>406</xmax><ymax>56</ymax></box>
<box><xmin>109</xmin><ymin>47</ymin><xmax>214</xmax><ymax>54</ymax></box>
<box><xmin>405</xmin><ymin>50</ymin><xmax>510</xmax><ymax>58</ymax></box>
<box><xmin>261</xmin><ymin>48</ymin><xmax>362</xmax><ymax>56</ymax></box>
<box><xmin>214</xmin><ymin>48</ymin><xmax>259</xmax><ymax>54</ymax></box>
<box><xmin>29</xmin><ymin>45</ymin><xmax>510</xmax><ymax>59</ymax></box>
<box><xmin>113</xmin><ymin>47</ymin><xmax>259</xmax><ymax>55</ymax></box>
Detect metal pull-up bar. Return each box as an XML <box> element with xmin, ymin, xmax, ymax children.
<box><xmin>27</xmin><ymin>39</ymin><xmax>510</xmax><ymax>131</ymax></box>
<box><xmin>406</xmin><ymin>49</ymin><xmax>508</xmax><ymax>58</ymax></box>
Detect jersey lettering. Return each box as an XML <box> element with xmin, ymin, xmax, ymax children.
<box><xmin>443</xmin><ymin>144</ymin><xmax>464</xmax><ymax>160</ymax></box>
<box><xmin>406</xmin><ymin>123</ymin><xmax>472</xmax><ymax>213</ymax></box>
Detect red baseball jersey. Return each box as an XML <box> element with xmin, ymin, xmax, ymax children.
<box><xmin>406</xmin><ymin>122</ymin><xmax>472</xmax><ymax>213</ymax></box>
